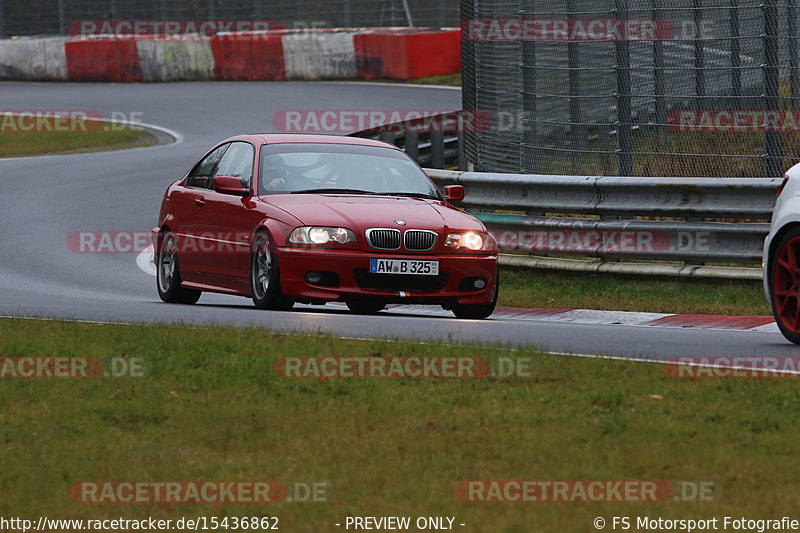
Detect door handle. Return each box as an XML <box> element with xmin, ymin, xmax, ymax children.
<box><xmin>195</xmin><ymin>198</ymin><xmax>205</xmax><ymax>207</ymax></box>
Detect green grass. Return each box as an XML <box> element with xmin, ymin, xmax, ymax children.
<box><xmin>499</xmin><ymin>267</ymin><xmax>771</xmax><ymax>315</ymax></box>
<box><xmin>408</xmin><ymin>73</ymin><xmax>462</xmax><ymax>86</ymax></box>
<box><xmin>0</xmin><ymin>120</ymin><xmax>156</xmax><ymax>158</ymax></box>
<box><xmin>1</xmin><ymin>318</ymin><xmax>798</xmax><ymax>531</ymax></box>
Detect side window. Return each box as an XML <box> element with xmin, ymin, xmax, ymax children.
<box><xmin>213</xmin><ymin>142</ymin><xmax>255</xmax><ymax>190</ymax></box>
<box><xmin>187</xmin><ymin>144</ymin><xmax>229</xmax><ymax>189</ymax></box>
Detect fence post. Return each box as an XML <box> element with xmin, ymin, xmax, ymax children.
<box><xmin>520</xmin><ymin>0</ymin><xmax>537</xmax><ymax>173</ymax></box>
<box><xmin>160</xmin><ymin>0</ymin><xmax>168</xmax><ymax>19</ymax></box>
<box><xmin>0</xmin><ymin>0</ymin><xmax>5</xmax><ymax>38</ymax></box>
<box><xmin>789</xmin><ymin>0</ymin><xmax>799</xmax><ymax>110</ymax></box>
<box><xmin>729</xmin><ymin>0</ymin><xmax>742</xmax><ymax>107</ymax></box>
<box><xmin>344</xmin><ymin>0</ymin><xmax>352</xmax><ymax>27</ymax></box>
<box><xmin>568</xmin><ymin>0</ymin><xmax>583</xmax><ymax>174</ymax></box>
<box><xmin>436</xmin><ymin>0</ymin><xmax>446</xmax><ymax>29</ymax></box>
<box><xmin>402</xmin><ymin>0</ymin><xmax>415</xmax><ymax>27</ymax></box>
<box><xmin>58</xmin><ymin>0</ymin><xmax>66</xmax><ymax>35</ymax></box>
<box><xmin>111</xmin><ymin>0</ymin><xmax>120</xmax><ymax>20</ymax></box>
<box><xmin>405</xmin><ymin>131</ymin><xmax>420</xmax><ymax>162</ymax></box>
<box><xmin>693</xmin><ymin>0</ymin><xmax>706</xmax><ymax>110</ymax></box>
<box><xmin>614</xmin><ymin>0</ymin><xmax>633</xmax><ymax>176</ymax></box>
<box><xmin>763</xmin><ymin>0</ymin><xmax>782</xmax><ymax>177</ymax></box>
<box><xmin>207</xmin><ymin>0</ymin><xmax>215</xmax><ymax>20</ymax></box>
<box><xmin>431</xmin><ymin>131</ymin><xmax>445</xmax><ymax>168</ymax></box>
<box><xmin>651</xmin><ymin>0</ymin><xmax>666</xmax><ymax>148</ymax></box>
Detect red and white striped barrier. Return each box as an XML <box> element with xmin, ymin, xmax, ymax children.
<box><xmin>0</xmin><ymin>28</ymin><xmax>461</xmax><ymax>82</ymax></box>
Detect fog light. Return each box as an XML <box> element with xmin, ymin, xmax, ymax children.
<box><xmin>306</xmin><ymin>272</ymin><xmax>322</xmax><ymax>284</ymax></box>
<box><xmin>474</xmin><ymin>279</ymin><xmax>486</xmax><ymax>289</ymax></box>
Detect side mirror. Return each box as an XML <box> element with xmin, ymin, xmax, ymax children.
<box><xmin>213</xmin><ymin>176</ymin><xmax>249</xmax><ymax>196</ymax></box>
<box><xmin>444</xmin><ymin>185</ymin><xmax>465</xmax><ymax>203</ymax></box>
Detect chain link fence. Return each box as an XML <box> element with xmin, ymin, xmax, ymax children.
<box><xmin>461</xmin><ymin>0</ymin><xmax>800</xmax><ymax>177</ymax></box>
<box><xmin>0</xmin><ymin>0</ymin><xmax>458</xmax><ymax>38</ymax></box>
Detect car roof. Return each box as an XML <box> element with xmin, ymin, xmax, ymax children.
<box><xmin>220</xmin><ymin>133</ymin><xmax>401</xmax><ymax>149</ymax></box>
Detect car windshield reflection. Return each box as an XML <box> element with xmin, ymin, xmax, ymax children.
<box><xmin>259</xmin><ymin>142</ymin><xmax>441</xmax><ymax>200</ymax></box>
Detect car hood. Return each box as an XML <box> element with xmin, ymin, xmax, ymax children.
<box><xmin>260</xmin><ymin>194</ymin><xmax>484</xmax><ymax>233</ymax></box>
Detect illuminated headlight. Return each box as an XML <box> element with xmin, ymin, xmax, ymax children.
<box><xmin>289</xmin><ymin>226</ymin><xmax>357</xmax><ymax>245</ymax></box>
<box><xmin>445</xmin><ymin>232</ymin><xmax>493</xmax><ymax>251</ymax></box>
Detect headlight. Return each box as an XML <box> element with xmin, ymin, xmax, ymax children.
<box><xmin>289</xmin><ymin>226</ymin><xmax>357</xmax><ymax>245</ymax></box>
<box><xmin>445</xmin><ymin>232</ymin><xmax>494</xmax><ymax>252</ymax></box>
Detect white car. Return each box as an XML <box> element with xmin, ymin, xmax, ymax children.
<box><xmin>764</xmin><ymin>164</ymin><xmax>800</xmax><ymax>343</ymax></box>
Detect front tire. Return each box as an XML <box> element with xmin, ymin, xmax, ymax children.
<box><xmin>770</xmin><ymin>228</ymin><xmax>800</xmax><ymax>344</ymax></box>
<box><xmin>251</xmin><ymin>231</ymin><xmax>294</xmax><ymax>311</ymax></box>
<box><xmin>157</xmin><ymin>231</ymin><xmax>201</xmax><ymax>304</ymax></box>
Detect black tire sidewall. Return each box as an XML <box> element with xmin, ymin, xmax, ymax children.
<box><xmin>251</xmin><ymin>231</ymin><xmax>292</xmax><ymax>310</ymax></box>
<box><xmin>157</xmin><ymin>232</ymin><xmax>180</xmax><ymax>300</ymax></box>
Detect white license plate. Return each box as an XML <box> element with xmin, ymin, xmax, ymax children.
<box><xmin>369</xmin><ymin>258</ymin><xmax>439</xmax><ymax>276</ymax></box>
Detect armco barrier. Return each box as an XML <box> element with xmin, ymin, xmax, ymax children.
<box><xmin>0</xmin><ymin>28</ymin><xmax>460</xmax><ymax>82</ymax></box>
<box><xmin>282</xmin><ymin>31</ymin><xmax>359</xmax><ymax>80</ymax></box>
<box><xmin>0</xmin><ymin>36</ymin><xmax>68</xmax><ymax>80</ymax></box>
<box><xmin>351</xmin><ymin>114</ymin><xmax>774</xmax><ymax>279</ymax></box>
<box><xmin>210</xmin><ymin>33</ymin><xmax>286</xmax><ymax>81</ymax></box>
<box><xmin>423</xmin><ymin>169</ymin><xmax>781</xmax><ymax>279</ymax></box>
<box><xmin>65</xmin><ymin>39</ymin><xmax>141</xmax><ymax>81</ymax></box>
<box><xmin>355</xmin><ymin>29</ymin><xmax>460</xmax><ymax>79</ymax></box>
<box><xmin>136</xmin><ymin>39</ymin><xmax>213</xmax><ymax>82</ymax></box>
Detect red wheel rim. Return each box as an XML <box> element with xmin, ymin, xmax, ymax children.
<box><xmin>773</xmin><ymin>236</ymin><xmax>800</xmax><ymax>334</ymax></box>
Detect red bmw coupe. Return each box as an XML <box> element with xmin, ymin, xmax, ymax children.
<box><xmin>153</xmin><ymin>134</ymin><xmax>498</xmax><ymax>318</ymax></box>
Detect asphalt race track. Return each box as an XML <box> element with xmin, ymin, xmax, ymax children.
<box><xmin>0</xmin><ymin>81</ymin><xmax>797</xmax><ymax>361</ymax></box>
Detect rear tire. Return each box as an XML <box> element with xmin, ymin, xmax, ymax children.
<box><xmin>451</xmin><ymin>270</ymin><xmax>498</xmax><ymax>319</ymax></box>
<box><xmin>251</xmin><ymin>231</ymin><xmax>294</xmax><ymax>311</ymax></box>
<box><xmin>346</xmin><ymin>300</ymin><xmax>386</xmax><ymax>314</ymax></box>
<box><xmin>156</xmin><ymin>231</ymin><xmax>201</xmax><ymax>304</ymax></box>
<box><xmin>770</xmin><ymin>228</ymin><xmax>800</xmax><ymax>344</ymax></box>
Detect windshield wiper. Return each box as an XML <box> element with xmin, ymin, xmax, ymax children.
<box><xmin>381</xmin><ymin>191</ymin><xmax>441</xmax><ymax>200</ymax></box>
<box><xmin>290</xmin><ymin>188</ymin><xmax>375</xmax><ymax>195</ymax></box>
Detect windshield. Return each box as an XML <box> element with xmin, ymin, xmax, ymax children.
<box><xmin>258</xmin><ymin>142</ymin><xmax>441</xmax><ymax>199</ymax></box>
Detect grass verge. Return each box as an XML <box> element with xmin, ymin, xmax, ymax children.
<box><xmin>407</xmin><ymin>73</ymin><xmax>462</xmax><ymax>86</ymax></box>
<box><xmin>0</xmin><ymin>120</ymin><xmax>157</xmax><ymax>158</ymax></box>
<box><xmin>0</xmin><ymin>318</ymin><xmax>797</xmax><ymax>531</ymax></box>
<box><xmin>499</xmin><ymin>267</ymin><xmax>771</xmax><ymax>315</ymax></box>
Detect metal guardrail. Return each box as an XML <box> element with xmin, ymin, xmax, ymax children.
<box><xmin>350</xmin><ymin>117</ymin><xmax>463</xmax><ymax>169</ymax></box>
<box><xmin>425</xmin><ymin>169</ymin><xmax>782</xmax><ymax>280</ymax></box>
<box><xmin>350</xmin><ymin>113</ymin><xmax>779</xmax><ymax>279</ymax></box>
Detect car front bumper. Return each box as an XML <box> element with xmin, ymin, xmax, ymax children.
<box><xmin>277</xmin><ymin>247</ymin><xmax>498</xmax><ymax>306</ymax></box>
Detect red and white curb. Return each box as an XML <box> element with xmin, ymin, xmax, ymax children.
<box><xmin>136</xmin><ymin>248</ymin><xmax>775</xmax><ymax>332</ymax></box>
<box><xmin>378</xmin><ymin>305</ymin><xmax>778</xmax><ymax>332</ymax></box>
